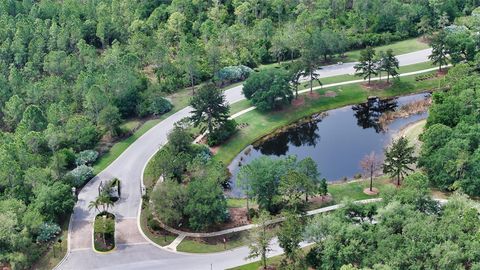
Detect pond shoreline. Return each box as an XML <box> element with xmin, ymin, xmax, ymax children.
<box><xmin>227</xmin><ymin>92</ymin><xmax>432</xmax><ymax>197</ymax></box>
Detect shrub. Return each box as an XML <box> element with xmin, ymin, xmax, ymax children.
<box><xmin>75</xmin><ymin>150</ymin><xmax>99</xmax><ymax>166</ymax></box>
<box><xmin>214</xmin><ymin>65</ymin><xmax>253</xmax><ymax>86</ymax></box>
<box><xmin>191</xmin><ymin>144</ymin><xmax>212</xmax><ymax>162</ymax></box>
<box><xmin>36</xmin><ymin>222</ymin><xmax>61</xmax><ymax>243</ymax></box>
<box><xmin>138</xmin><ymin>90</ymin><xmax>173</xmax><ymax>117</ymax></box>
<box><xmin>65</xmin><ymin>165</ymin><xmax>94</xmax><ymax>187</ymax></box>
<box><xmin>207</xmin><ymin>120</ymin><xmax>238</xmax><ymax>146</ymax></box>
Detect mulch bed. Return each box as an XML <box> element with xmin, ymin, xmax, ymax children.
<box><xmin>324</xmin><ymin>90</ymin><xmax>337</xmax><ymax>97</ymax></box>
<box><xmin>309</xmin><ymin>194</ymin><xmax>333</xmax><ymax>204</ymax></box>
<box><xmin>363</xmin><ymin>187</ymin><xmax>380</xmax><ymax>195</ymax></box>
<box><xmin>292</xmin><ymin>96</ymin><xmax>306</xmax><ymax>107</ymax></box>
<box><xmin>360</xmin><ymin>81</ymin><xmax>393</xmax><ymax>91</ymax></box>
<box><xmin>94</xmin><ymin>233</ymin><xmax>114</xmax><ymax>252</ymax></box>
<box><xmin>307</xmin><ymin>91</ymin><xmax>321</xmax><ymax>99</ymax></box>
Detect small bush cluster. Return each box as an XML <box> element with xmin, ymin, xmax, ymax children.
<box><xmin>75</xmin><ymin>150</ymin><xmax>99</xmax><ymax>166</ymax></box>
<box><xmin>65</xmin><ymin>165</ymin><xmax>94</xmax><ymax>187</ymax></box>
<box><xmin>207</xmin><ymin>120</ymin><xmax>238</xmax><ymax>146</ymax></box>
<box><xmin>214</xmin><ymin>65</ymin><xmax>253</xmax><ymax>86</ymax></box>
<box><xmin>36</xmin><ymin>222</ymin><xmax>61</xmax><ymax>243</ymax></box>
<box><xmin>415</xmin><ymin>73</ymin><xmax>436</xmax><ymax>81</ymax></box>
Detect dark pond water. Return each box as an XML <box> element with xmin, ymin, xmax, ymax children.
<box><xmin>227</xmin><ymin>93</ymin><xmax>430</xmax><ymax>197</ymax></box>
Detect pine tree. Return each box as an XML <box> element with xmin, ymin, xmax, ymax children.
<box><xmin>354</xmin><ymin>46</ymin><xmax>377</xmax><ymax>84</ymax></box>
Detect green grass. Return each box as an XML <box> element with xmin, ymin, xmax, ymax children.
<box><xmin>258</xmin><ymin>37</ymin><xmax>429</xmax><ymax>71</ymax></box>
<box><xmin>329</xmin><ymin>177</ymin><xmax>395</xmax><ymax>203</ymax></box>
<box><xmin>34</xmin><ymin>219</ymin><xmax>69</xmax><ymax>270</ymax></box>
<box><xmin>227</xmin><ymin>246</ymin><xmax>313</xmax><ymax>270</ymax></box>
<box><xmin>230</xmin><ymin>100</ymin><xmax>254</xmax><ymax>115</ymax></box>
<box><xmin>139</xmin><ymin>206</ymin><xmax>177</xmax><ymax>246</ymax></box>
<box><xmin>176</xmin><ymin>231</ymin><xmax>250</xmax><ymax>253</ymax></box>
<box><xmin>343</xmin><ymin>38</ymin><xmax>429</xmax><ymax>62</ymax></box>
<box><xmin>215</xmin><ymin>73</ymin><xmax>444</xmax><ymax>165</ymax></box>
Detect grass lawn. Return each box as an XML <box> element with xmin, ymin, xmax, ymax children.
<box><xmin>343</xmin><ymin>38</ymin><xmax>429</xmax><ymax>62</ymax></box>
<box><xmin>227</xmin><ymin>246</ymin><xmax>313</xmax><ymax>270</ymax></box>
<box><xmin>258</xmin><ymin>37</ymin><xmax>428</xmax><ymax>71</ymax></box>
<box><xmin>139</xmin><ymin>205</ymin><xmax>177</xmax><ymax>246</ymax></box>
<box><xmin>176</xmin><ymin>231</ymin><xmax>250</xmax><ymax>253</ymax></box>
<box><xmin>214</xmin><ymin>73</ymin><xmax>444</xmax><ymax>165</ymax></box>
<box><xmin>34</xmin><ymin>219</ymin><xmax>69</xmax><ymax>270</ymax></box>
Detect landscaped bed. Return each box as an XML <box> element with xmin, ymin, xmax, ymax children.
<box><xmin>140</xmin><ymin>206</ymin><xmax>177</xmax><ymax>246</ymax></box>
<box><xmin>176</xmin><ymin>231</ymin><xmax>251</xmax><ymax>253</ymax></box>
<box><xmin>93</xmin><ymin>212</ymin><xmax>115</xmax><ymax>252</ymax></box>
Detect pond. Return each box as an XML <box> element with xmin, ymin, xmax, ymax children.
<box><xmin>227</xmin><ymin>92</ymin><xmax>430</xmax><ymax>197</ymax></box>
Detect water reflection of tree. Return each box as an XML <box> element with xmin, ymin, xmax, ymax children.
<box><xmin>352</xmin><ymin>97</ymin><xmax>397</xmax><ymax>133</ymax></box>
<box><xmin>254</xmin><ymin>120</ymin><xmax>320</xmax><ymax>156</ymax></box>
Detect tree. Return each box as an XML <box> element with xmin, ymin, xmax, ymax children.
<box><xmin>300</xmin><ymin>29</ymin><xmax>326</xmax><ymax>94</ymax></box>
<box><xmin>190</xmin><ymin>83</ymin><xmax>230</xmax><ymax>134</ymax></box>
<box><xmin>242</xmin><ymin>68</ymin><xmax>293</xmax><ymax>111</ymax></box>
<box><xmin>98</xmin><ymin>105</ymin><xmax>121</xmax><ymax>137</ymax></box>
<box><xmin>278</xmin><ymin>212</ymin><xmax>305</xmax><ymax>270</ymax></box>
<box><xmin>319</xmin><ymin>178</ymin><xmax>328</xmax><ymax>197</ymax></box>
<box><xmin>167</xmin><ymin>124</ymin><xmax>193</xmax><ymax>154</ymax></box>
<box><xmin>286</xmin><ymin>61</ymin><xmax>305</xmax><ymax>99</ymax></box>
<box><xmin>429</xmin><ymin>31</ymin><xmax>449</xmax><ymax>71</ymax></box>
<box><xmin>151</xmin><ymin>180</ymin><xmax>187</xmax><ymax>226</ymax></box>
<box><xmin>96</xmin><ymin>192</ymin><xmax>114</xmax><ymax>213</ymax></box>
<box><xmin>380</xmin><ymin>49</ymin><xmax>399</xmax><ymax>83</ymax></box>
<box><xmin>238</xmin><ymin>156</ymin><xmax>285</xmax><ymax>214</ymax></box>
<box><xmin>247</xmin><ymin>211</ymin><xmax>274</xmax><ymax>270</ymax></box>
<box><xmin>417</xmin><ymin>16</ymin><xmax>433</xmax><ymax>39</ymax></box>
<box><xmin>2</xmin><ymin>95</ymin><xmax>25</xmax><ymax>131</ymax></box>
<box><xmin>178</xmin><ymin>40</ymin><xmax>202</xmax><ymax>94</ymax></box>
<box><xmin>383</xmin><ymin>137</ymin><xmax>416</xmax><ymax>186</ymax></box>
<box><xmin>354</xmin><ymin>47</ymin><xmax>377</xmax><ymax>84</ymax></box>
<box><xmin>88</xmin><ymin>197</ymin><xmax>101</xmax><ymax>213</ymax></box>
<box><xmin>33</xmin><ymin>182</ymin><xmax>75</xmax><ymax>221</ymax></box>
<box><xmin>360</xmin><ymin>151</ymin><xmax>382</xmax><ymax>192</ymax></box>
<box><xmin>18</xmin><ymin>105</ymin><xmax>48</xmax><ymax>132</ymax></box>
<box><xmin>184</xmin><ymin>178</ymin><xmax>227</xmax><ymax>230</ymax></box>
<box><xmin>279</xmin><ymin>170</ymin><xmax>309</xmax><ymax>213</ymax></box>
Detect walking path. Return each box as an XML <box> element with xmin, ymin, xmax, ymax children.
<box><xmin>56</xmin><ymin>49</ymin><xmax>434</xmax><ymax>270</ymax></box>
<box><xmin>154</xmin><ymin>198</ymin><xmax>382</xmax><ymax>238</ymax></box>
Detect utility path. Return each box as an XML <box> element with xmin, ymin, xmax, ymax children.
<box><xmin>57</xmin><ymin>49</ymin><xmax>433</xmax><ymax>270</ymax></box>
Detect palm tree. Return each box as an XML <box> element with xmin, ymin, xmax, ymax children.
<box><xmin>95</xmin><ymin>193</ymin><xmax>113</xmax><ymax>213</ymax></box>
<box><xmin>88</xmin><ymin>197</ymin><xmax>101</xmax><ymax>213</ymax></box>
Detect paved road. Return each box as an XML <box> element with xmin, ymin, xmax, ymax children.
<box><xmin>58</xmin><ymin>48</ymin><xmax>432</xmax><ymax>270</ymax></box>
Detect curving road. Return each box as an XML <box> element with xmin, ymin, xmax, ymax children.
<box><xmin>57</xmin><ymin>48</ymin><xmax>432</xmax><ymax>270</ymax></box>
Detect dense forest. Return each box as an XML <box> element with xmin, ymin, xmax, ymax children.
<box><xmin>0</xmin><ymin>0</ymin><xmax>478</xmax><ymax>268</ymax></box>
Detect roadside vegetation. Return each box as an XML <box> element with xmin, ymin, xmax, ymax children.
<box><xmin>1</xmin><ymin>0</ymin><xmax>478</xmax><ymax>268</ymax></box>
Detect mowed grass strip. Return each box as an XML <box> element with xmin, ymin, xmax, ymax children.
<box><xmin>258</xmin><ymin>37</ymin><xmax>429</xmax><ymax>71</ymax></box>
<box><xmin>176</xmin><ymin>231</ymin><xmax>250</xmax><ymax>253</ymax></box>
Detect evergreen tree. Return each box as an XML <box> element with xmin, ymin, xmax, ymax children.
<box><xmin>354</xmin><ymin>47</ymin><xmax>377</xmax><ymax>84</ymax></box>
<box><xmin>429</xmin><ymin>31</ymin><xmax>449</xmax><ymax>71</ymax></box>
<box><xmin>383</xmin><ymin>137</ymin><xmax>416</xmax><ymax>186</ymax></box>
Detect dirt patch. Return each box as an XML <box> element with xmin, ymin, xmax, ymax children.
<box><xmin>361</xmin><ymin>81</ymin><xmax>393</xmax><ymax>91</ymax></box>
<box><xmin>363</xmin><ymin>187</ymin><xmax>380</xmax><ymax>195</ymax></box>
<box><xmin>324</xmin><ymin>90</ymin><xmax>337</xmax><ymax>98</ymax></box>
<box><xmin>218</xmin><ymin>208</ymin><xmax>250</xmax><ymax>229</ymax></box>
<box><xmin>309</xmin><ymin>194</ymin><xmax>333</xmax><ymax>204</ymax></box>
<box><xmin>292</xmin><ymin>96</ymin><xmax>305</xmax><ymax>107</ymax></box>
<box><xmin>378</xmin><ymin>97</ymin><xmax>431</xmax><ymax>130</ymax></box>
<box><xmin>307</xmin><ymin>91</ymin><xmax>321</xmax><ymax>99</ymax></box>
<box><xmin>437</xmin><ymin>69</ymin><xmax>448</xmax><ymax>76</ymax></box>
